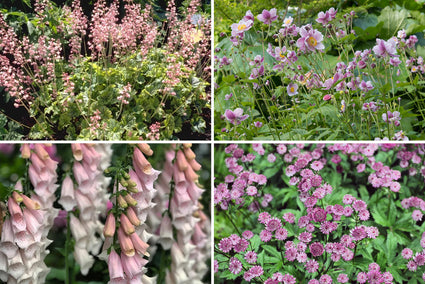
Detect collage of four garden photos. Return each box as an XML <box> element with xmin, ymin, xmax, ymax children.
<box><xmin>1</xmin><ymin>0</ymin><xmax>425</xmax><ymax>283</ymax></box>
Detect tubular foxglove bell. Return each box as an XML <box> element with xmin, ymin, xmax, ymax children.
<box><xmin>58</xmin><ymin>175</ymin><xmax>76</xmax><ymax>211</ymax></box>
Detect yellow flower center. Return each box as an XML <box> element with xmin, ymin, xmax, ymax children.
<box><xmin>238</xmin><ymin>24</ymin><xmax>247</xmax><ymax>31</ymax></box>
<box><xmin>290</xmin><ymin>87</ymin><xmax>295</xmax><ymax>93</ymax></box>
<box><xmin>279</xmin><ymin>52</ymin><xmax>285</xmax><ymax>58</ymax></box>
<box><xmin>285</xmin><ymin>19</ymin><xmax>291</xmax><ymax>25</ymax></box>
<box><xmin>308</xmin><ymin>36</ymin><xmax>318</xmax><ymax>47</ymax></box>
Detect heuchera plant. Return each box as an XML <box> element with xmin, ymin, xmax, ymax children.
<box><xmin>214</xmin><ymin>6</ymin><xmax>425</xmax><ymax>140</ymax></box>
<box><xmin>214</xmin><ymin>143</ymin><xmax>425</xmax><ymax>283</ymax></box>
<box><xmin>0</xmin><ymin>0</ymin><xmax>211</xmax><ymax>140</ymax></box>
<box><xmin>0</xmin><ymin>143</ymin><xmax>210</xmax><ymax>283</ymax></box>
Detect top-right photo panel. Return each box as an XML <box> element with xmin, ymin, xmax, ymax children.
<box><xmin>214</xmin><ymin>0</ymin><xmax>425</xmax><ymax>141</ymax></box>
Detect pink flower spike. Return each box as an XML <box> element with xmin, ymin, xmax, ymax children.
<box><xmin>108</xmin><ymin>249</ymin><xmax>125</xmax><ymax>281</ymax></box>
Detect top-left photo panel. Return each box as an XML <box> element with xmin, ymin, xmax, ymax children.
<box><xmin>0</xmin><ymin>0</ymin><xmax>211</xmax><ymax>141</ymax></box>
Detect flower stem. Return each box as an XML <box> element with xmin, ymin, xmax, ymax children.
<box><xmin>65</xmin><ymin>212</ymin><xmax>71</xmax><ymax>284</ymax></box>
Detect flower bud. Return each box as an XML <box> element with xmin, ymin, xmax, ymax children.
<box><xmin>103</xmin><ymin>213</ymin><xmax>116</xmax><ymax>237</ymax></box>
<box><xmin>176</xmin><ymin>150</ymin><xmax>189</xmax><ymax>171</ymax></box>
<box><xmin>124</xmin><ymin>194</ymin><xmax>138</xmax><ymax>207</ymax></box>
<box><xmin>34</xmin><ymin>144</ymin><xmax>49</xmax><ymax>160</ymax></box>
<box><xmin>137</xmin><ymin>143</ymin><xmax>153</xmax><ymax>156</ymax></box>
<box><xmin>120</xmin><ymin>178</ymin><xmax>128</xmax><ymax>187</ymax></box>
<box><xmin>183</xmin><ymin>147</ymin><xmax>196</xmax><ymax>160</ymax></box>
<box><xmin>21</xmin><ymin>144</ymin><xmax>31</xmax><ymax>159</ymax></box>
<box><xmin>184</xmin><ymin>165</ymin><xmax>199</xmax><ymax>182</ymax></box>
<box><xmin>118</xmin><ymin>227</ymin><xmax>135</xmax><ymax>256</ymax></box>
<box><xmin>133</xmin><ymin>148</ymin><xmax>152</xmax><ymax>174</ymax></box>
<box><xmin>120</xmin><ymin>214</ymin><xmax>135</xmax><ymax>235</ymax></box>
<box><xmin>12</xmin><ymin>191</ymin><xmax>23</xmax><ymax>203</ymax></box>
<box><xmin>182</xmin><ymin>143</ymin><xmax>192</xmax><ymax>148</ymax></box>
<box><xmin>126</xmin><ymin>207</ymin><xmax>141</xmax><ymax>226</ymax></box>
<box><xmin>130</xmin><ymin>232</ymin><xmax>149</xmax><ymax>256</ymax></box>
<box><xmin>21</xmin><ymin>194</ymin><xmax>40</xmax><ymax>210</ymax></box>
<box><xmin>117</xmin><ymin>195</ymin><xmax>128</xmax><ymax>209</ymax></box>
<box><xmin>189</xmin><ymin>158</ymin><xmax>202</xmax><ymax>171</ymax></box>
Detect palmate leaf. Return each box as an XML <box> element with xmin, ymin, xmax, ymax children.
<box><xmin>377</xmin><ymin>7</ymin><xmax>409</xmax><ymax>39</ymax></box>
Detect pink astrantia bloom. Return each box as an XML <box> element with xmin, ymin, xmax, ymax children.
<box><xmin>296</xmin><ymin>25</ymin><xmax>325</xmax><ymax>52</ymax></box>
<box><xmin>257</xmin><ymin>9</ymin><xmax>278</xmax><ymax>25</ymax></box>
<box><xmin>225</xmin><ymin>108</ymin><xmax>249</xmax><ymax>125</ymax></box>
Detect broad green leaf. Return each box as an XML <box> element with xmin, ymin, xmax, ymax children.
<box><xmin>378</xmin><ymin>7</ymin><xmax>409</xmax><ymax>39</ymax></box>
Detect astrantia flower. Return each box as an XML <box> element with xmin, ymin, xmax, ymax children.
<box><xmin>224</xmin><ymin>108</ymin><xmax>249</xmax><ymax>125</ymax></box>
<box><xmin>260</xmin><ymin>229</ymin><xmax>272</xmax><ymax>242</ymax></box>
<box><xmin>373</xmin><ymin>38</ymin><xmax>397</xmax><ymax>57</ymax></box>
<box><xmin>244</xmin><ymin>251</ymin><xmax>257</xmax><ymax>264</ymax></box>
<box><xmin>310</xmin><ymin>242</ymin><xmax>324</xmax><ymax>257</ymax></box>
<box><xmin>305</xmin><ymin>259</ymin><xmax>319</xmax><ymax>273</ymax></box>
<box><xmin>287</xmin><ymin>83</ymin><xmax>299</xmax><ymax>96</ymax></box>
<box><xmin>257</xmin><ymin>9</ymin><xmax>278</xmax><ymax>25</ymax></box>
<box><xmin>266</xmin><ymin>217</ymin><xmax>282</xmax><ymax>232</ymax></box>
<box><xmin>275</xmin><ymin>228</ymin><xmax>288</xmax><ymax>240</ymax></box>
<box><xmin>296</xmin><ymin>25</ymin><xmax>325</xmax><ymax>52</ymax></box>
<box><xmin>229</xmin><ymin>257</ymin><xmax>242</xmax><ymax>274</ymax></box>
<box><xmin>402</xmin><ymin>248</ymin><xmax>413</xmax><ymax>259</ymax></box>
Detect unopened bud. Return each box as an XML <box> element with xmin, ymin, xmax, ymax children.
<box><xmin>21</xmin><ymin>194</ymin><xmax>40</xmax><ymax>210</ymax></box>
<box><xmin>137</xmin><ymin>143</ymin><xmax>153</xmax><ymax>156</ymax></box>
<box><xmin>103</xmin><ymin>213</ymin><xmax>116</xmax><ymax>238</ymax></box>
<box><xmin>21</xmin><ymin>144</ymin><xmax>31</xmax><ymax>159</ymax></box>
<box><xmin>176</xmin><ymin>150</ymin><xmax>189</xmax><ymax>171</ymax></box>
<box><xmin>120</xmin><ymin>214</ymin><xmax>135</xmax><ymax>235</ymax></box>
<box><xmin>126</xmin><ymin>207</ymin><xmax>141</xmax><ymax>226</ymax></box>
<box><xmin>124</xmin><ymin>194</ymin><xmax>138</xmax><ymax>207</ymax></box>
<box><xmin>117</xmin><ymin>195</ymin><xmax>128</xmax><ymax>209</ymax></box>
<box><xmin>12</xmin><ymin>191</ymin><xmax>23</xmax><ymax>203</ymax></box>
<box><xmin>189</xmin><ymin>158</ymin><xmax>202</xmax><ymax>171</ymax></box>
<box><xmin>183</xmin><ymin>147</ymin><xmax>196</xmax><ymax>160</ymax></box>
<box><xmin>120</xmin><ymin>178</ymin><xmax>128</xmax><ymax>187</ymax></box>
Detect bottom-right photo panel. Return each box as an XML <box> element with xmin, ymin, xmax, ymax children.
<box><xmin>214</xmin><ymin>143</ymin><xmax>425</xmax><ymax>283</ymax></box>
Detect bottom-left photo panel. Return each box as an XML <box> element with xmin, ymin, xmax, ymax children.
<box><xmin>0</xmin><ymin>143</ymin><xmax>211</xmax><ymax>284</ymax></box>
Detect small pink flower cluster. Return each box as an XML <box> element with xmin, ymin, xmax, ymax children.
<box><xmin>401</xmin><ymin>196</ymin><xmax>425</xmax><ymax>221</ymax></box>
<box><xmin>117</xmin><ymin>83</ymin><xmax>132</xmax><ymax>105</ymax></box>
<box><xmin>399</xmin><ymin>233</ymin><xmax>425</xmax><ymax>273</ymax></box>
<box><xmin>146</xmin><ymin>122</ymin><xmax>161</xmax><ymax>140</ymax></box>
<box><xmin>356</xmin><ymin>263</ymin><xmax>393</xmax><ymax>283</ymax></box>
